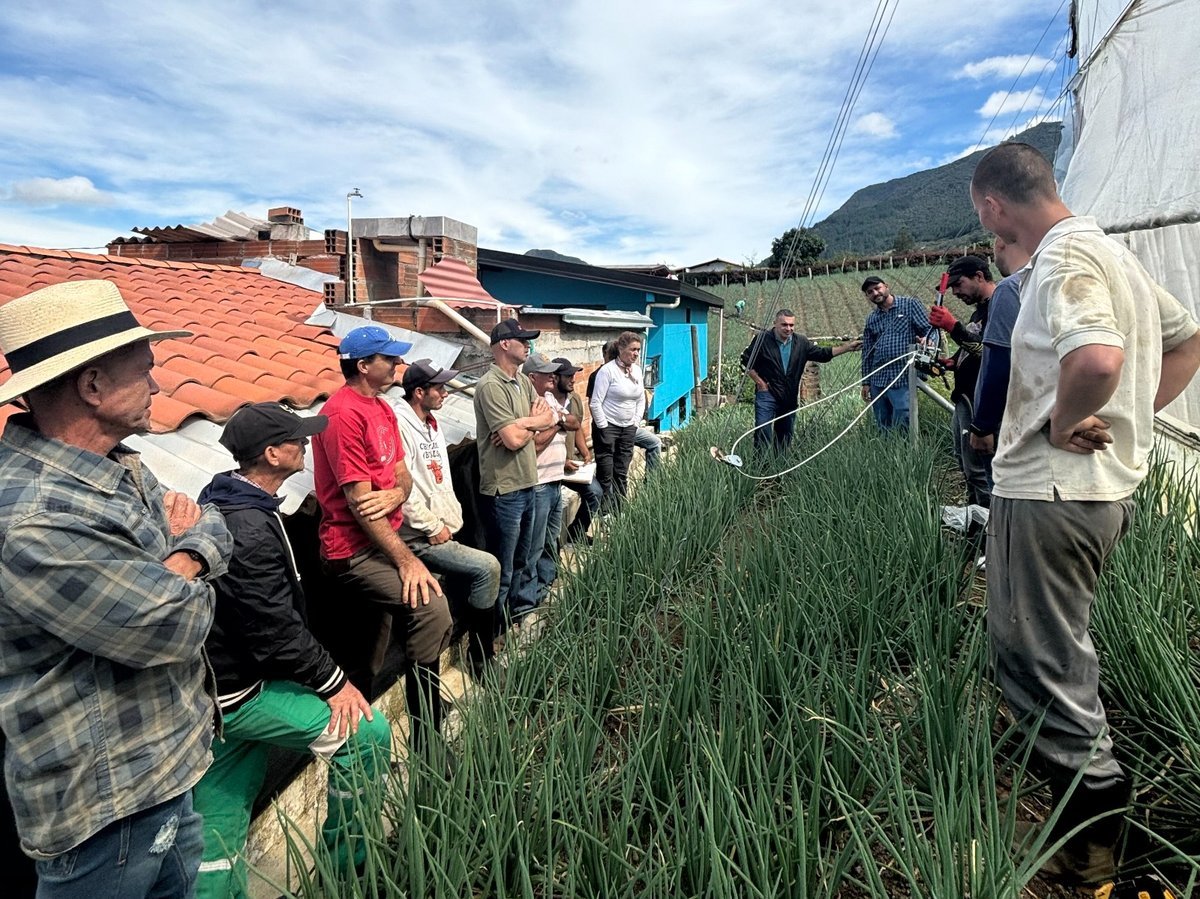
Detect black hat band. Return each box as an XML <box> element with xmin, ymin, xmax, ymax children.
<box><xmin>5</xmin><ymin>311</ymin><xmax>141</xmax><ymax>374</ymax></box>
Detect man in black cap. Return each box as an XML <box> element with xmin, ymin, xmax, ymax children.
<box><xmin>927</xmin><ymin>255</ymin><xmax>995</xmax><ymax>506</ymax></box>
<box><xmin>551</xmin><ymin>356</ymin><xmax>601</xmax><ymax>543</ymax></box>
<box><xmin>195</xmin><ymin>402</ymin><xmax>392</xmax><ymax>896</ymax></box>
<box><xmin>473</xmin><ymin>319</ymin><xmax>557</xmax><ymax>631</ymax></box>
<box><xmin>396</xmin><ymin>361</ymin><xmax>502</xmax><ymax>682</ymax></box>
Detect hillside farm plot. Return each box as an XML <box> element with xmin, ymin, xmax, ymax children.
<box><xmin>270</xmin><ymin>367</ymin><xmax>1200</xmax><ymax>898</ymax></box>
<box><xmin>707</xmin><ymin>265</ymin><xmax>973</xmax><ymax>347</ymax></box>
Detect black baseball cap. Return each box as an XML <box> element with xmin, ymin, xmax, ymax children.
<box><xmin>402</xmin><ymin>359</ymin><xmax>459</xmax><ymax>396</ymax></box>
<box><xmin>490</xmin><ymin>318</ymin><xmax>541</xmax><ymax>344</ymax></box>
<box><xmin>551</xmin><ymin>356</ymin><xmax>582</xmax><ymax>375</ymax></box>
<box><xmin>220</xmin><ymin>403</ymin><xmax>328</xmax><ymax>462</ymax></box>
<box><xmin>946</xmin><ymin>255</ymin><xmax>992</xmax><ymax>283</ymax></box>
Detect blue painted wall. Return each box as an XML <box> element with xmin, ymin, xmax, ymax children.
<box><xmin>478</xmin><ymin>267</ymin><xmax>709</xmax><ymax>431</ymax></box>
<box><xmin>643</xmin><ymin>304</ymin><xmax>707</xmax><ymax>430</ymax></box>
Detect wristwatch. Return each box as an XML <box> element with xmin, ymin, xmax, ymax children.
<box><xmin>177</xmin><ymin>548</ymin><xmax>209</xmax><ymax>576</ymax></box>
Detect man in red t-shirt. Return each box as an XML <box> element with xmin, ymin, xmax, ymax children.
<box><xmin>311</xmin><ymin>326</ymin><xmax>452</xmax><ymax>759</ymax></box>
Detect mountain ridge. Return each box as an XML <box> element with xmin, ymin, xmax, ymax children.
<box><xmin>811</xmin><ymin>121</ymin><xmax>1063</xmax><ymax>256</ymax></box>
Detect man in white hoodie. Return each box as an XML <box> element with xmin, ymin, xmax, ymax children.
<box><xmin>397</xmin><ymin>360</ymin><xmax>501</xmax><ymax>681</ymax></box>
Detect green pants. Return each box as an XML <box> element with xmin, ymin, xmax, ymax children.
<box><xmin>193</xmin><ymin>681</ymin><xmax>392</xmax><ymax>898</ymax></box>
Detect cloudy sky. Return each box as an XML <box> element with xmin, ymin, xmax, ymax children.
<box><xmin>0</xmin><ymin>0</ymin><xmax>1070</xmax><ymax>266</ymax></box>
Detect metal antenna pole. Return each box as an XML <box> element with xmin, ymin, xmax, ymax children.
<box><xmin>346</xmin><ymin>188</ymin><xmax>363</xmax><ymax>305</ymax></box>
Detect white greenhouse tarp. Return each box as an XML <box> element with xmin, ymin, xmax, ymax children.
<box><xmin>1058</xmin><ymin>0</ymin><xmax>1200</xmax><ymax>433</ymax></box>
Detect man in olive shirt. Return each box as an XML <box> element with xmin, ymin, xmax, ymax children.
<box><xmin>474</xmin><ymin>318</ymin><xmax>557</xmax><ymax>628</ymax></box>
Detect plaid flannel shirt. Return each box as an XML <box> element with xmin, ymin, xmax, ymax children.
<box><xmin>861</xmin><ymin>295</ymin><xmax>931</xmax><ymax>389</ymax></box>
<box><xmin>0</xmin><ymin>414</ymin><xmax>231</xmax><ymax>857</ymax></box>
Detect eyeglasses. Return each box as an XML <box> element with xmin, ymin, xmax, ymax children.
<box><xmin>284</xmin><ymin>437</ymin><xmax>310</xmax><ymax>447</ymax></box>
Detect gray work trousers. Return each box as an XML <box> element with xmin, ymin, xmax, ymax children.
<box><xmin>986</xmin><ymin>494</ymin><xmax>1134</xmax><ymax>787</ymax></box>
<box><xmin>951</xmin><ymin>395</ymin><xmax>993</xmax><ymax>508</ymax></box>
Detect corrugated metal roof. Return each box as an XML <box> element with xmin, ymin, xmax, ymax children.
<box><xmin>417</xmin><ymin>256</ymin><xmax>495</xmax><ymax>301</ymax></box>
<box><xmin>305</xmin><ymin>305</ymin><xmax>465</xmax><ymax>371</ymax></box>
<box><xmin>130</xmin><ymin>210</ymin><xmax>273</xmax><ymax>243</ymax></box>
<box><xmin>245</xmin><ymin>257</ymin><xmax>339</xmax><ymax>292</ymax></box>
<box><xmin>478</xmin><ymin>247</ymin><xmax>724</xmax><ymax>307</ymax></box>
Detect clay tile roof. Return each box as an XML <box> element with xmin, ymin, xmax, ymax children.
<box><xmin>0</xmin><ymin>245</ymin><xmax>346</xmax><ymax>432</ymax></box>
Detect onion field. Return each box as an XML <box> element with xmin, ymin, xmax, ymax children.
<box><xmin>273</xmin><ymin>357</ymin><xmax>1200</xmax><ymax>898</ymax></box>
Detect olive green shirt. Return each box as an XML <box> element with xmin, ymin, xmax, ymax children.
<box><xmin>474</xmin><ymin>363</ymin><xmax>539</xmax><ymax>496</ymax></box>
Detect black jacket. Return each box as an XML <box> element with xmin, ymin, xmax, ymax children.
<box><xmin>198</xmin><ymin>473</ymin><xmax>345</xmax><ymax>706</ymax></box>
<box><xmin>946</xmin><ymin>303</ymin><xmax>988</xmax><ymax>404</ymax></box>
<box><xmin>740</xmin><ymin>331</ymin><xmax>833</xmax><ymax>410</ymax></box>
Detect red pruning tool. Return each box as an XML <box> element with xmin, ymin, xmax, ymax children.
<box><xmin>933</xmin><ymin>271</ymin><xmax>949</xmax><ymax>356</ymax></box>
<box><xmin>914</xmin><ymin>272</ymin><xmax>952</xmax><ymax>379</ymax></box>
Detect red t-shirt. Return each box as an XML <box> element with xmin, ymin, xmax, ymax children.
<box><xmin>311</xmin><ymin>385</ymin><xmax>406</xmax><ymax>560</ymax></box>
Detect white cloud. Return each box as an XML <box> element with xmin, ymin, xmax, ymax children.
<box><xmin>6</xmin><ymin>176</ymin><xmax>112</xmax><ymax>207</ymax></box>
<box><xmin>960</xmin><ymin>55</ymin><xmax>1052</xmax><ymax>80</ymax></box>
<box><xmin>852</xmin><ymin>113</ymin><xmax>898</xmax><ymax>139</ymax></box>
<box><xmin>0</xmin><ymin>209</ymin><xmax>129</xmax><ymax>249</ymax></box>
<box><xmin>978</xmin><ymin>88</ymin><xmax>1050</xmax><ymax>120</ymax></box>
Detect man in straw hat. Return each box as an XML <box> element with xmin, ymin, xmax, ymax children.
<box><xmin>0</xmin><ymin>280</ymin><xmax>232</xmax><ymax>897</ymax></box>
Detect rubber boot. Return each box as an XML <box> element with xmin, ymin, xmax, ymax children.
<box><xmin>1038</xmin><ymin>777</ymin><xmax>1131</xmax><ymax>885</ymax></box>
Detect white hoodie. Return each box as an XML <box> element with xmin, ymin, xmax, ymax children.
<box><xmin>395</xmin><ymin>399</ymin><xmax>464</xmax><ymax>541</ymax></box>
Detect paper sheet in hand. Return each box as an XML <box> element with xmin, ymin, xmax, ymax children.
<box><xmin>561</xmin><ymin>462</ymin><xmax>596</xmax><ymax>484</ymax></box>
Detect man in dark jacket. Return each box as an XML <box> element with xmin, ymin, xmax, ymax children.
<box><xmin>741</xmin><ymin>309</ymin><xmax>861</xmax><ymax>451</ymax></box>
<box><xmin>928</xmin><ymin>255</ymin><xmax>994</xmax><ymax>507</ymax></box>
<box><xmin>193</xmin><ymin>403</ymin><xmax>392</xmax><ymax>898</ymax></box>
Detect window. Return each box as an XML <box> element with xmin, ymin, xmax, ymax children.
<box><xmin>645</xmin><ymin>356</ymin><xmax>661</xmax><ymax>387</ymax></box>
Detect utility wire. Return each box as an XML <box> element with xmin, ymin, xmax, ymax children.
<box><xmin>736</xmin><ymin>0</ymin><xmax>899</xmax><ymax>395</ymax></box>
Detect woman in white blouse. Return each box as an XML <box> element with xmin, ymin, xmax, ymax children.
<box><xmin>588</xmin><ymin>331</ymin><xmax>646</xmax><ymax>505</ymax></box>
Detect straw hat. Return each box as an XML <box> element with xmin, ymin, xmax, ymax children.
<box><xmin>0</xmin><ymin>280</ymin><xmax>192</xmax><ymax>406</ymax></box>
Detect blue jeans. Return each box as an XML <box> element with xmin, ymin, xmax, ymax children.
<box><xmin>530</xmin><ymin>483</ymin><xmax>564</xmax><ymax>600</ymax></box>
<box><xmin>564</xmin><ymin>477</ymin><xmax>603</xmax><ymax>540</ymax></box>
<box><xmin>35</xmin><ymin>792</ymin><xmax>204</xmax><ymax>899</ymax></box>
<box><xmin>408</xmin><ymin>538</ymin><xmax>501</xmax><ymax>610</ymax></box>
<box><xmin>634</xmin><ymin>426</ymin><xmax>662</xmax><ymax>469</ymax></box>
<box><xmin>870</xmin><ymin>383</ymin><xmax>911</xmax><ymax>431</ymax></box>
<box><xmin>752</xmin><ymin>390</ymin><xmax>796</xmax><ymax>451</ymax></box>
<box><xmin>483</xmin><ymin>488</ymin><xmax>539</xmax><ymax>622</ymax></box>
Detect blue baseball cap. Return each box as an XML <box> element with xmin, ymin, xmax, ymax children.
<box><xmin>338</xmin><ymin>325</ymin><xmax>413</xmax><ymax>360</ymax></box>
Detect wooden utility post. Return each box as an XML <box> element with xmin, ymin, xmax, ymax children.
<box><xmin>715</xmin><ymin>309</ymin><xmax>725</xmax><ymax>405</ymax></box>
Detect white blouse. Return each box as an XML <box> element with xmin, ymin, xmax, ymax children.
<box><xmin>590</xmin><ymin>360</ymin><xmax>646</xmax><ymax>428</ymax></box>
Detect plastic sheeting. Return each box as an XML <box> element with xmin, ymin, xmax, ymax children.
<box><xmin>1059</xmin><ymin>0</ymin><xmax>1200</xmax><ymax>433</ymax></box>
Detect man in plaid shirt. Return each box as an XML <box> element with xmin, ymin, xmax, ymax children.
<box><xmin>859</xmin><ymin>276</ymin><xmax>931</xmax><ymax>431</ymax></box>
<box><xmin>0</xmin><ymin>281</ymin><xmax>231</xmax><ymax>898</ymax></box>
